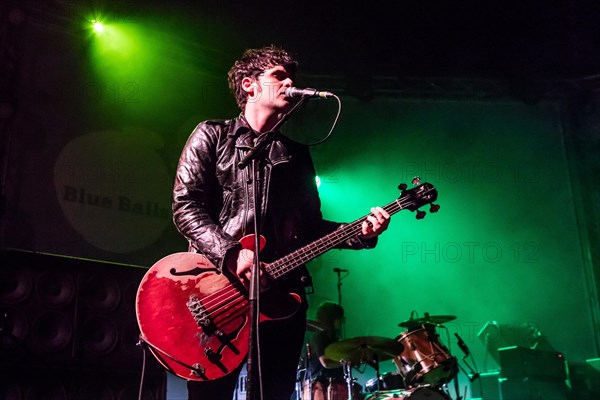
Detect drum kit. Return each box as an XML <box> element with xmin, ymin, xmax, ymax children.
<box><xmin>299</xmin><ymin>313</ymin><xmax>460</xmax><ymax>400</ymax></box>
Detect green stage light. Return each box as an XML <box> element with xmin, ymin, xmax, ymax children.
<box><xmin>315</xmin><ymin>176</ymin><xmax>321</xmax><ymax>188</ymax></box>
<box><xmin>92</xmin><ymin>20</ymin><xmax>104</xmax><ymax>34</ymax></box>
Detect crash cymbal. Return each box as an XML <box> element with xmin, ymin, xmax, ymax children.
<box><xmin>306</xmin><ymin>319</ymin><xmax>326</xmax><ymax>332</ymax></box>
<box><xmin>398</xmin><ymin>314</ymin><xmax>457</xmax><ymax>328</ymax></box>
<box><xmin>324</xmin><ymin>336</ymin><xmax>404</xmax><ymax>365</ymax></box>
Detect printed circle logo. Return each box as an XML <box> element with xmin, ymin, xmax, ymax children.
<box><xmin>53</xmin><ymin>129</ymin><xmax>171</xmax><ymax>253</ymax></box>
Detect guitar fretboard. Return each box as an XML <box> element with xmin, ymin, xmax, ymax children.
<box><xmin>265</xmin><ymin>183</ymin><xmax>436</xmax><ymax>279</ymax></box>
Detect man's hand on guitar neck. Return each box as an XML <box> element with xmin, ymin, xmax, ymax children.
<box><xmin>224</xmin><ymin>206</ymin><xmax>389</xmax><ymax>286</ymax></box>
<box><xmin>359</xmin><ymin>206</ymin><xmax>391</xmax><ymax>239</ymax></box>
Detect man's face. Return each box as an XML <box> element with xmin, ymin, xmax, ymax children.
<box><xmin>248</xmin><ymin>64</ymin><xmax>294</xmax><ymax>110</ymax></box>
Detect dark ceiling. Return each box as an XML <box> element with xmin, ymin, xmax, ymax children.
<box><xmin>10</xmin><ymin>0</ymin><xmax>600</xmax><ymax>87</ymax></box>
<box><xmin>141</xmin><ymin>0</ymin><xmax>600</xmax><ymax>80</ymax></box>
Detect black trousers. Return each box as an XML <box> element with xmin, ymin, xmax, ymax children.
<box><xmin>187</xmin><ymin>306</ymin><xmax>307</xmax><ymax>400</ymax></box>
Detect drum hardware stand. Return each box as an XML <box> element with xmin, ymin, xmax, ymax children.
<box><xmin>451</xmin><ymin>333</ymin><xmax>481</xmax><ymax>400</ymax></box>
<box><xmin>452</xmin><ymin>367</ymin><xmax>463</xmax><ymax>400</ymax></box>
<box><xmin>368</xmin><ymin>353</ymin><xmax>382</xmax><ymax>392</ymax></box>
<box><xmin>294</xmin><ymin>358</ymin><xmax>304</xmax><ymax>400</ymax></box>
<box><xmin>296</xmin><ymin>342</ymin><xmax>311</xmax><ymax>400</ymax></box>
<box><xmin>340</xmin><ymin>359</ymin><xmax>357</xmax><ymax>400</ymax></box>
<box><xmin>455</xmin><ymin>357</ymin><xmax>480</xmax><ymax>384</ymax></box>
<box><xmin>454</xmin><ymin>333</ymin><xmax>480</xmax><ymax>382</ymax></box>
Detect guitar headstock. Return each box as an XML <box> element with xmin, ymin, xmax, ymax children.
<box><xmin>398</xmin><ymin>178</ymin><xmax>439</xmax><ymax>219</ymax></box>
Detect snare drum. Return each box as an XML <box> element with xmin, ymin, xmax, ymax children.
<box><xmin>364</xmin><ymin>387</ymin><xmax>451</xmax><ymax>400</ymax></box>
<box><xmin>394</xmin><ymin>325</ymin><xmax>457</xmax><ymax>387</ymax></box>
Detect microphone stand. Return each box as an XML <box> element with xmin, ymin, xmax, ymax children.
<box><xmin>333</xmin><ymin>268</ymin><xmax>349</xmax><ymax>339</ymax></box>
<box><xmin>452</xmin><ymin>365</ymin><xmax>463</xmax><ymax>400</ymax></box>
<box><xmin>452</xmin><ymin>334</ymin><xmax>481</xmax><ymax>400</ymax></box>
<box><xmin>333</xmin><ymin>268</ymin><xmax>350</xmax><ymax>307</ymax></box>
<box><xmin>238</xmin><ymin>97</ymin><xmax>308</xmax><ymax>400</ymax></box>
<box><xmin>301</xmin><ymin>342</ymin><xmax>311</xmax><ymax>400</ymax></box>
<box><xmin>452</xmin><ymin>357</ymin><xmax>481</xmax><ymax>400</ymax></box>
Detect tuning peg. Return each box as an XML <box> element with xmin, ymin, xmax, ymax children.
<box><xmin>398</xmin><ymin>183</ymin><xmax>407</xmax><ymax>191</ymax></box>
<box><xmin>416</xmin><ymin>210</ymin><xmax>426</xmax><ymax>220</ymax></box>
<box><xmin>430</xmin><ymin>204</ymin><xmax>440</xmax><ymax>213</ymax></box>
<box><xmin>411</xmin><ymin>176</ymin><xmax>421</xmax><ymax>186</ymax></box>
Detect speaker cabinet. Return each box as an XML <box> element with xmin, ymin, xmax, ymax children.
<box><xmin>568</xmin><ymin>360</ymin><xmax>600</xmax><ymax>399</ymax></box>
<box><xmin>498</xmin><ymin>346</ymin><xmax>567</xmax><ymax>380</ymax></box>
<box><xmin>470</xmin><ymin>371</ymin><xmax>501</xmax><ymax>400</ymax></box>
<box><xmin>496</xmin><ymin>346</ymin><xmax>569</xmax><ymax>400</ymax></box>
<box><xmin>0</xmin><ymin>249</ymin><xmax>166</xmax><ymax>399</ymax></box>
<box><xmin>499</xmin><ymin>377</ymin><xmax>569</xmax><ymax>400</ymax></box>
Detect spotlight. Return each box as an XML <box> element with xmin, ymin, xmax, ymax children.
<box><xmin>92</xmin><ymin>19</ymin><xmax>104</xmax><ymax>34</ymax></box>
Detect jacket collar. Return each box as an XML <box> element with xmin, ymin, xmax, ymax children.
<box><xmin>231</xmin><ymin>116</ymin><xmax>291</xmax><ymax>164</ymax></box>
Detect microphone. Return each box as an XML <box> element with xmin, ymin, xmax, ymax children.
<box><xmin>285</xmin><ymin>87</ymin><xmax>334</xmax><ymax>99</ymax></box>
<box><xmin>455</xmin><ymin>333</ymin><xmax>470</xmax><ymax>357</ymax></box>
<box><xmin>333</xmin><ymin>267</ymin><xmax>348</xmax><ymax>273</ymax></box>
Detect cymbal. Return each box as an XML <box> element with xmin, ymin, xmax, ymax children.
<box><xmin>324</xmin><ymin>336</ymin><xmax>404</xmax><ymax>365</ymax></box>
<box><xmin>306</xmin><ymin>319</ymin><xmax>326</xmax><ymax>332</ymax></box>
<box><xmin>398</xmin><ymin>315</ymin><xmax>456</xmax><ymax>328</ymax></box>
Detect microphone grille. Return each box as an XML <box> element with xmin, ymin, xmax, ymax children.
<box><xmin>284</xmin><ymin>87</ymin><xmax>296</xmax><ymax>97</ymax></box>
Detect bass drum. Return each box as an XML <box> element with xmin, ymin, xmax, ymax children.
<box><xmin>363</xmin><ymin>387</ymin><xmax>451</xmax><ymax>400</ymax></box>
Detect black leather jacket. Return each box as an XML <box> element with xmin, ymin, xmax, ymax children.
<box><xmin>172</xmin><ymin>117</ymin><xmax>376</xmax><ymax>288</ymax></box>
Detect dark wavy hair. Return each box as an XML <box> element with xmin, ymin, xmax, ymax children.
<box><xmin>316</xmin><ymin>301</ymin><xmax>344</xmax><ymax>328</ymax></box>
<box><xmin>227</xmin><ymin>46</ymin><xmax>298</xmax><ymax>111</ymax></box>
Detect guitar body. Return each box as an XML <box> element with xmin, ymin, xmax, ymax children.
<box><xmin>136</xmin><ymin>242</ymin><xmax>301</xmax><ymax>381</ymax></box>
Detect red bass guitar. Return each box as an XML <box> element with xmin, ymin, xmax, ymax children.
<box><xmin>136</xmin><ymin>182</ymin><xmax>439</xmax><ymax>381</ymax></box>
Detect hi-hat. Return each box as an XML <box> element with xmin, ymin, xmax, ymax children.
<box><xmin>325</xmin><ymin>336</ymin><xmax>404</xmax><ymax>365</ymax></box>
<box><xmin>398</xmin><ymin>314</ymin><xmax>456</xmax><ymax>328</ymax></box>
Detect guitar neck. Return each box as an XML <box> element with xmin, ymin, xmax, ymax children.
<box><xmin>266</xmin><ymin>197</ymin><xmax>407</xmax><ymax>280</ymax></box>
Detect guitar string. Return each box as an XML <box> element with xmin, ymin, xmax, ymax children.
<box><xmin>200</xmin><ymin>187</ymin><xmax>432</xmax><ymax>324</ymax></box>
<box><xmin>199</xmin><ymin>201</ymin><xmax>404</xmax><ymax>324</ymax></box>
<box><xmin>268</xmin><ymin>199</ymin><xmax>407</xmax><ymax>278</ymax></box>
<box><xmin>199</xmin><ymin>211</ymin><xmax>392</xmax><ymax>328</ymax></box>
<box><xmin>202</xmin><ymin>198</ymin><xmax>410</xmax><ymax>319</ymax></box>
<box><xmin>200</xmin><ymin>283</ymin><xmax>248</xmax><ymax>323</ymax></box>
<box><xmin>270</xmin><ymin>186</ymin><xmax>436</xmax><ymax>277</ymax></box>
<box><xmin>201</xmin><ymin>196</ymin><xmax>415</xmax><ymax>324</ymax></box>
<box><xmin>166</xmin><ymin>187</ymin><xmax>433</xmax><ymax>371</ymax></box>
<box><xmin>177</xmin><ymin>199</ymin><xmax>401</xmax><ymax>360</ymax></box>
